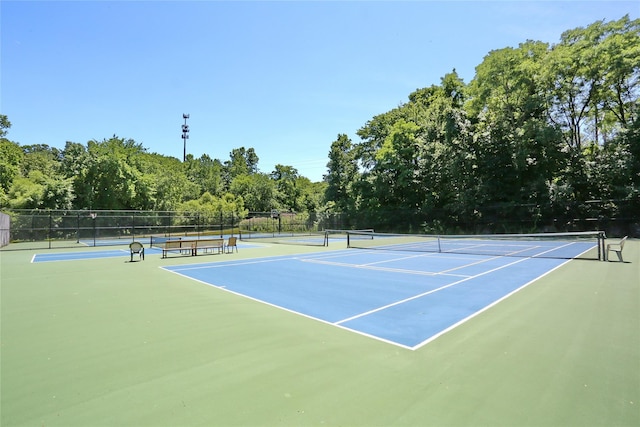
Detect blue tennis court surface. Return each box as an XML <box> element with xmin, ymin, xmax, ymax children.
<box><xmin>31</xmin><ymin>247</ymin><xmax>163</xmax><ymax>262</ymax></box>
<box><xmin>31</xmin><ymin>242</ymin><xmax>259</xmax><ymax>262</ymax></box>
<box><xmin>162</xmin><ymin>249</ymin><xmax>577</xmax><ymax>349</ymax></box>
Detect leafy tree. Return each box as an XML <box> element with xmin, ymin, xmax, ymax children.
<box><xmin>0</xmin><ymin>114</ymin><xmax>10</xmax><ymax>138</ymax></box>
<box><xmin>177</xmin><ymin>191</ymin><xmax>247</xmax><ymax>225</ymax></box>
<box><xmin>79</xmin><ymin>136</ymin><xmax>148</xmax><ymax>210</ymax></box>
<box><xmin>468</xmin><ymin>41</ymin><xmax>563</xmax><ymax>211</ymax></box>
<box><xmin>271</xmin><ymin>164</ymin><xmax>302</xmax><ymax>211</ymax></box>
<box><xmin>184</xmin><ymin>154</ymin><xmax>224</xmax><ymax>196</ymax></box>
<box><xmin>545</xmin><ymin>16</ymin><xmax>640</xmax><ymax>202</ymax></box>
<box><xmin>0</xmin><ymin>116</ymin><xmax>22</xmax><ymax>206</ymax></box>
<box><xmin>21</xmin><ymin>144</ymin><xmax>61</xmax><ymax>179</ymax></box>
<box><xmin>7</xmin><ymin>175</ymin><xmax>44</xmax><ymax>209</ymax></box>
<box><xmin>223</xmin><ymin>147</ymin><xmax>259</xmax><ymax>186</ymax></box>
<box><xmin>229</xmin><ymin>173</ymin><xmax>276</xmax><ymax>212</ymax></box>
<box><xmin>298</xmin><ymin>179</ymin><xmax>326</xmax><ymax>213</ymax></box>
<box><xmin>325</xmin><ymin>134</ymin><xmax>359</xmax><ymax>214</ymax></box>
<box><xmin>0</xmin><ymin>139</ymin><xmax>23</xmax><ymax>195</ymax></box>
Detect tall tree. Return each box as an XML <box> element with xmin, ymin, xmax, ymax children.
<box><xmin>80</xmin><ymin>136</ymin><xmax>148</xmax><ymax>210</ymax></box>
<box><xmin>224</xmin><ymin>147</ymin><xmax>259</xmax><ymax>184</ymax></box>
<box><xmin>229</xmin><ymin>173</ymin><xmax>276</xmax><ymax>212</ymax></box>
<box><xmin>0</xmin><ymin>114</ymin><xmax>10</xmax><ymax>138</ymax></box>
<box><xmin>468</xmin><ymin>41</ymin><xmax>563</xmax><ymax>211</ymax></box>
<box><xmin>324</xmin><ymin>134</ymin><xmax>359</xmax><ymax>213</ymax></box>
<box><xmin>271</xmin><ymin>164</ymin><xmax>301</xmax><ymax>211</ymax></box>
<box><xmin>545</xmin><ymin>16</ymin><xmax>640</xmax><ymax>201</ymax></box>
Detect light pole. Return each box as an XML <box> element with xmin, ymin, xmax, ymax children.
<box><xmin>181</xmin><ymin>113</ymin><xmax>190</xmax><ymax>162</ymax></box>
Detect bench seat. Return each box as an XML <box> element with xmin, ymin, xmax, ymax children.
<box><xmin>162</xmin><ymin>240</ymin><xmax>193</xmax><ymax>258</ymax></box>
<box><xmin>194</xmin><ymin>238</ymin><xmax>224</xmax><ymax>255</ymax></box>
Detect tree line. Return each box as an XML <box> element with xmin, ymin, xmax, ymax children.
<box><xmin>0</xmin><ymin>125</ymin><xmax>327</xmax><ymax>216</ymax></box>
<box><xmin>326</xmin><ymin>16</ymin><xmax>639</xmax><ymax>233</ymax></box>
<box><xmin>1</xmin><ymin>16</ymin><xmax>639</xmax><ymax>234</ymax></box>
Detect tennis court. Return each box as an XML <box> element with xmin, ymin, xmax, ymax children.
<box><xmin>162</xmin><ymin>240</ymin><xmax>591</xmax><ymax>349</ymax></box>
<box><xmin>31</xmin><ymin>237</ymin><xmax>259</xmax><ymax>262</ymax></box>
<box><xmin>1</xmin><ymin>234</ymin><xmax>638</xmax><ymax>426</ymax></box>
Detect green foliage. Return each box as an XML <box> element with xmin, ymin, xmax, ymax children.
<box><xmin>177</xmin><ymin>191</ymin><xmax>247</xmax><ymax>226</ymax></box>
<box><xmin>1</xmin><ymin>16</ymin><xmax>637</xmax><ymax>236</ymax></box>
<box><xmin>229</xmin><ymin>173</ymin><xmax>276</xmax><ymax>212</ymax></box>
<box><xmin>0</xmin><ymin>138</ymin><xmax>23</xmax><ymax>194</ymax></box>
<box><xmin>324</xmin><ymin>16</ymin><xmax>639</xmax><ymax>234</ymax></box>
<box><xmin>0</xmin><ymin>114</ymin><xmax>10</xmax><ymax>138</ymax></box>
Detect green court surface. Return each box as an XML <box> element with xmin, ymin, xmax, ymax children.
<box><xmin>1</xmin><ymin>240</ymin><xmax>638</xmax><ymax>426</ymax></box>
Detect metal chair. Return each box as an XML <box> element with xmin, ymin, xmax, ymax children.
<box><xmin>225</xmin><ymin>236</ymin><xmax>238</xmax><ymax>253</ymax></box>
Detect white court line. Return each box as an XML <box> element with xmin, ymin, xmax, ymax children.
<box><xmin>300</xmin><ymin>258</ymin><xmax>471</xmax><ymax>278</ymax></box>
<box><xmin>301</xmin><ymin>248</ymin><xmax>531</xmax><ymax>278</ymax></box>
<box><xmin>160</xmin><ymin>243</ymin><xmax>589</xmax><ymax>350</ymax></box>
<box><xmin>334</xmin><ymin>242</ymin><xmax>574</xmax><ymax>327</ymax></box>
<box><xmin>334</xmin><ymin>256</ymin><xmax>533</xmax><ymax>326</ymax></box>
<box><xmin>411</xmin><ymin>257</ymin><xmax>573</xmax><ymax>350</ymax></box>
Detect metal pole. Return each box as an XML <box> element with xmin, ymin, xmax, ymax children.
<box><xmin>182</xmin><ymin>114</ymin><xmax>190</xmax><ymax>162</ymax></box>
<box><xmin>48</xmin><ymin>211</ymin><xmax>52</xmax><ymax>249</ymax></box>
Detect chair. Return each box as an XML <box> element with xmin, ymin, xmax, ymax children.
<box><xmin>225</xmin><ymin>236</ymin><xmax>238</xmax><ymax>253</ymax></box>
<box><xmin>606</xmin><ymin>236</ymin><xmax>627</xmax><ymax>262</ymax></box>
<box><xmin>129</xmin><ymin>241</ymin><xmax>145</xmax><ymax>261</ymax></box>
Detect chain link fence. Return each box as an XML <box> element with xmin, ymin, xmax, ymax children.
<box><xmin>1</xmin><ymin>199</ymin><xmax>637</xmax><ymax>250</ymax></box>
<box><xmin>1</xmin><ymin>209</ymin><xmax>243</xmax><ymax>250</ymax></box>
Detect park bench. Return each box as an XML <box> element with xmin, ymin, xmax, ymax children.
<box><xmin>606</xmin><ymin>236</ymin><xmax>628</xmax><ymax>262</ymax></box>
<box><xmin>194</xmin><ymin>238</ymin><xmax>225</xmax><ymax>255</ymax></box>
<box><xmin>162</xmin><ymin>240</ymin><xmax>193</xmax><ymax>258</ymax></box>
<box><xmin>161</xmin><ymin>237</ymin><xmax>231</xmax><ymax>258</ymax></box>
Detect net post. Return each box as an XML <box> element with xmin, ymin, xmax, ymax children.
<box><xmin>437</xmin><ymin>235</ymin><xmax>442</xmax><ymax>253</ymax></box>
<box><xmin>598</xmin><ymin>231</ymin><xmax>606</xmax><ymax>261</ymax></box>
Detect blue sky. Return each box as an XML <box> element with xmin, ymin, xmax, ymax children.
<box><xmin>2</xmin><ymin>1</ymin><xmax>638</xmax><ymax>182</ymax></box>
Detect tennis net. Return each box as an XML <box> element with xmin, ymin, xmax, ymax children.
<box><xmin>345</xmin><ymin>230</ymin><xmax>606</xmax><ymax>260</ymax></box>
<box><xmin>150</xmin><ymin>235</ymin><xmax>182</xmax><ymax>248</ymax></box>
<box><xmin>239</xmin><ymin>231</ymin><xmax>328</xmax><ymax>247</ymax></box>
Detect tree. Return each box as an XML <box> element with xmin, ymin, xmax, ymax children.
<box><xmin>177</xmin><ymin>191</ymin><xmax>247</xmax><ymax>226</ymax></box>
<box><xmin>468</xmin><ymin>41</ymin><xmax>563</xmax><ymax>211</ymax></box>
<box><xmin>271</xmin><ymin>164</ymin><xmax>301</xmax><ymax>211</ymax></box>
<box><xmin>184</xmin><ymin>154</ymin><xmax>224</xmax><ymax>196</ymax></box>
<box><xmin>0</xmin><ymin>115</ymin><xmax>10</xmax><ymax>138</ymax></box>
<box><xmin>544</xmin><ymin>16</ymin><xmax>640</xmax><ymax>201</ymax></box>
<box><xmin>223</xmin><ymin>147</ymin><xmax>260</xmax><ymax>186</ymax></box>
<box><xmin>79</xmin><ymin>136</ymin><xmax>148</xmax><ymax>210</ymax></box>
<box><xmin>0</xmin><ymin>139</ymin><xmax>23</xmax><ymax>195</ymax></box>
<box><xmin>229</xmin><ymin>173</ymin><xmax>276</xmax><ymax>212</ymax></box>
<box><xmin>0</xmin><ymin>116</ymin><xmax>22</xmax><ymax>206</ymax></box>
<box><xmin>324</xmin><ymin>134</ymin><xmax>359</xmax><ymax>214</ymax></box>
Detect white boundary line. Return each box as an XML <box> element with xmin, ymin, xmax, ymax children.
<box><xmin>334</xmin><ymin>256</ymin><xmax>533</xmax><ymax>326</ymax></box>
<box><xmin>160</xmin><ymin>264</ymin><xmax>416</xmax><ymax>351</ymax></box>
<box><xmin>411</xmin><ymin>257</ymin><xmax>573</xmax><ymax>350</ymax></box>
<box><xmin>159</xmin><ymin>245</ymin><xmax>584</xmax><ymax>351</ymax></box>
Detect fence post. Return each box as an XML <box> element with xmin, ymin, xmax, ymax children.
<box><xmin>48</xmin><ymin>210</ymin><xmax>52</xmax><ymax>249</ymax></box>
<box><xmin>231</xmin><ymin>212</ymin><xmax>235</xmax><ymax>237</ymax></box>
<box><xmin>91</xmin><ymin>213</ymin><xmax>97</xmax><ymax>247</ymax></box>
